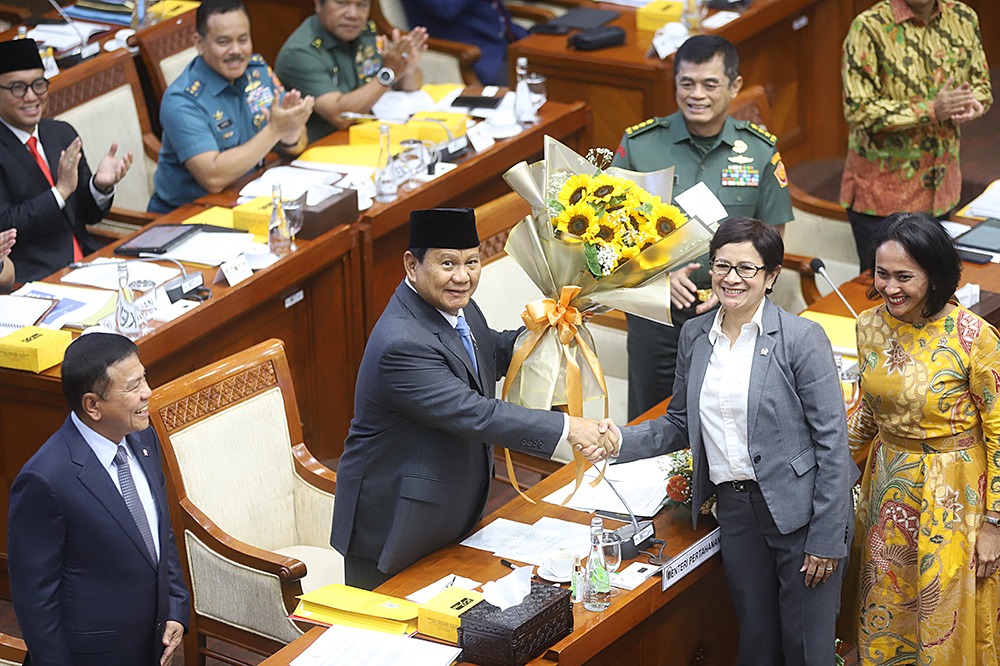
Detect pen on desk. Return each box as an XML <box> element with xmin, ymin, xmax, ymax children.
<box><xmin>500</xmin><ymin>559</ymin><xmax>517</xmax><ymax>570</ymax></box>
<box><xmin>444</xmin><ymin>574</ymin><xmax>457</xmax><ymax>589</ymax></box>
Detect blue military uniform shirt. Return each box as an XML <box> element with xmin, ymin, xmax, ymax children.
<box><xmin>149</xmin><ymin>54</ymin><xmax>284</xmax><ymax>213</ymax></box>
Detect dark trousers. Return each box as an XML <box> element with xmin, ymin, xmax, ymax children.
<box><xmin>344</xmin><ymin>553</ymin><xmax>392</xmax><ymax>591</ymax></box>
<box><xmin>716</xmin><ymin>481</ymin><xmax>845</xmax><ymax>666</ymax></box>
<box><xmin>846</xmin><ymin>209</ymin><xmax>883</xmax><ymax>273</ymax></box>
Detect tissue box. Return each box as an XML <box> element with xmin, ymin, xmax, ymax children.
<box><xmin>636</xmin><ymin>0</ymin><xmax>682</xmax><ymax>31</ymax></box>
<box><xmin>458</xmin><ymin>582</ymin><xmax>573</xmax><ymax>666</ymax></box>
<box><xmin>419</xmin><ymin>586</ymin><xmax>483</xmax><ymax>644</ymax></box>
<box><xmin>299</xmin><ymin>188</ymin><xmax>359</xmax><ymax>240</ymax></box>
<box><xmin>0</xmin><ymin>326</ymin><xmax>72</xmax><ymax>373</ymax></box>
<box><xmin>348</xmin><ymin>121</ymin><xmax>419</xmax><ymax>145</ymax></box>
<box><xmin>232</xmin><ymin>196</ymin><xmax>272</xmax><ymax>238</ymax></box>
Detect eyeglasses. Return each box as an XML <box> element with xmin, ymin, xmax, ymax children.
<box><xmin>709</xmin><ymin>260</ymin><xmax>766</xmax><ymax>279</ymax></box>
<box><xmin>0</xmin><ymin>78</ymin><xmax>49</xmax><ymax>98</ymax></box>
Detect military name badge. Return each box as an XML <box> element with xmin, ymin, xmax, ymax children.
<box><xmin>728</xmin><ymin>139</ymin><xmax>753</xmax><ymax>164</ymax></box>
<box><xmin>722</xmin><ymin>164</ymin><xmax>760</xmax><ymax>187</ymax></box>
<box><xmin>771</xmin><ymin>152</ymin><xmax>788</xmax><ymax>188</ymax></box>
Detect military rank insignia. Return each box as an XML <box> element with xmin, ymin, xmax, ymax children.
<box><xmin>728</xmin><ymin>139</ymin><xmax>753</xmax><ymax>164</ymax></box>
<box><xmin>722</xmin><ymin>164</ymin><xmax>760</xmax><ymax>186</ymax></box>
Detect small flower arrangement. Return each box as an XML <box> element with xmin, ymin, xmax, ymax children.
<box><xmin>662</xmin><ymin>449</ymin><xmax>694</xmax><ymax>510</ymax></box>
<box><xmin>548</xmin><ymin>151</ymin><xmax>688</xmax><ymax>278</ymax></box>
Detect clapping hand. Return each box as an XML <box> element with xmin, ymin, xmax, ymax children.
<box><xmin>382</xmin><ymin>27</ymin><xmax>429</xmax><ymax>80</ymax></box>
<box><xmin>934</xmin><ymin>77</ymin><xmax>977</xmax><ymax>121</ymax></box>
<box><xmin>55</xmin><ymin>137</ymin><xmax>83</xmax><ymax>200</ymax></box>
<box><xmin>93</xmin><ymin>143</ymin><xmax>134</xmax><ymax>193</ymax></box>
<box><xmin>0</xmin><ymin>228</ymin><xmax>15</xmax><ymax>261</ymax></box>
<box><xmin>268</xmin><ymin>89</ymin><xmax>315</xmax><ymax>145</ymax></box>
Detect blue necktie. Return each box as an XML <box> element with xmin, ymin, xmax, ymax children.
<box><xmin>455</xmin><ymin>314</ymin><xmax>479</xmax><ymax>376</ymax></box>
<box><xmin>115</xmin><ymin>445</ymin><xmax>158</xmax><ymax>563</ymax></box>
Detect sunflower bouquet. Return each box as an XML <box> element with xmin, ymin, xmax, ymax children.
<box><xmin>498</xmin><ymin>137</ymin><xmax>713</xmax><ymax>502</ymax></box>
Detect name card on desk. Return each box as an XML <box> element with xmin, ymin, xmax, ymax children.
<box><xmin>466</xmin><ymin>122</ymin><xmax>496</xmax><ymax>153</ymax></box>
<box><xmin>216</xmin><ymin>257</ymin><xmax>254</xmax><ymax>287</ymax></box>
<box><xmin>661</xmin><ymin>527</ymin><xmax>720</xmax><ymax>592</ymax></box>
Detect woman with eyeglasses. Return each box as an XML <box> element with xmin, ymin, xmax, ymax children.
<box><xmin>843</xmin><ymin>212</ymin><xmax>1000</xmax><ymax>665</ymax></box>
<box><xmin>605</xmin><ymin>217</ymin><xmax>858</xmax><ymax>665</ymax></box>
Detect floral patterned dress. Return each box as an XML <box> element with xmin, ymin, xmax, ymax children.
<box><xmin>845</xmin><ymin>303</ymin><xmax>1000</xmax><ymax>665</ymax></box>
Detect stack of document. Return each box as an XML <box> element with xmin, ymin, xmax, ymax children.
<box><xmin>460</xmin><ymin>516</ymin><xmax>591</xmax><ymax>566</ymax></box>
<box><xmin>0</xmin><ymin>295</ymin><xmax>57</xmax><ymax>336</ymax></box>
<box><xmin>13</xmin><ymin>282</ymin><xmax>116</xmax><ymax>330</ymax></box>
<box><xmin>238</xmin><ymin>165</ymin><xmax>344</xmax><ymax>206</ymax></box>
<box><xmin>291</xmin><ymin>584</ymin><xmax>419</xmax><ymax>635</ymax></box>
<box><xmin>29</xmin><ymin>21</ymin><xmax>110</xmax><ymax>51</ymax></box>
<box><xmin>543</xmin><ymin>456</ymin><xmax>673</xmax><ymax>517</ymax></box>
<box><xmin>290</xmin><ymin>625</ymin><xmax>461</xmax><ymax>666</ymax></box>
<box><xmin>966</xmin><ymin>180</ymin><xmax>1000</xmax><ymax>219</ymax></box>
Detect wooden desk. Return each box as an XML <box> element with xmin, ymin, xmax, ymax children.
<box><xmin>261</xmin><ymin>463</ymin><xmax>738</xmax><ymax>666</ymax></box>
<box><xmin>510</xmin><ymin>0</ymin><xmax>846</xmax><ymax>166</ymax></box>
<box><xmin>0</xmin><ymin>210</ymin><xmax>365</xmax><ymax>597</ymax></box>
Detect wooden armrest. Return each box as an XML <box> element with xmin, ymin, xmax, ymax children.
<box><xmin>781</xmin><ymin>252</ymin><xmax>821</xmax><ymax>306</ymax></box>
<box><xmin>0</xmin><ymin>2</ymin><xmax>30</xmax><ymax>23</ymax></box>
<box><xmin>106</xmin><ymin>208</ymin><xmax>158</xmax><ymax>227</ymax></box>
<box><xmin>292</xmin><ymin>442</ymin><xmax>338</xmax><ymax>495</ymax></box>
<box><xmin>789</xmin><ymin>181</ymin><xmax>848</xmax><ymax>221</ymax></box>
<box><xmin>0</xmin><ymin>632</ymin><xmax>27</xmax><ymax>663</ymax></box>
<box><xmin>508</xmin><ymin>4</ymin><xmax>556</xmax><ymax>23</ymax></box>
<box><xmin>181</xmin><ymin>498</ymin><xmax>309</xmax><ymax>581</ymax></box>
<box><xmin>143</xmin><ymin>132</ymin><xmax>162</xmax><ymax>162</ymax></box>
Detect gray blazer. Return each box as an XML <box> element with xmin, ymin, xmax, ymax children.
<box><xmin>619</xmin><ymin>299</ymin><xmax>858</xmax><ymax>558</ymax></box>
<box><xmin>331</xmin><ymin>281</ymin><xmax>565</xmax><ymax>575</ymax></box>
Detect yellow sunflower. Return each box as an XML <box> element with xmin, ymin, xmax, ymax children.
<box><xmin>556</xmin><ymin>201</ymin><xmax>597</xmax><ymax>237</ymax></box>
<box><xmin>588</xmin><ymin>174</ymin><xmax>629</xmax><ymax>202</ymax></box>
<box><xmin>584</xmin><ymin>214</ymin><xmax>622</xmax><ymax>245</ymax></box>
<box><xmin>619</xmin><ymin>242</ymin><xmax>642</xmax><ymax>261</ymax></box>
<box><xmin>557</xmin><ymin>174</ymin><xmax>591</xmax><ymax>208</ymax></box>
<box><xmin>646</xmin><ymin>203</ymin><xmax>687</xmax><ymax>239</ymax></box>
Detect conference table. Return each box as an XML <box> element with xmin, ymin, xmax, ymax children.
<box><xmin>0</xmin><ymin>99</ymin><xmax>591</xmax><ymax>598</ymax></box>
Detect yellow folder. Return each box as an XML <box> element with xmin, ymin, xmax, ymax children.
<box><xmin>799</xmin><ymin>310</ymin><xmax>858</xmax><ymax>357</ymax></box>
<box><xmin>290</xmin><ymin>584</ymin><xmax>419</xmax><ymax>635</ymax></box>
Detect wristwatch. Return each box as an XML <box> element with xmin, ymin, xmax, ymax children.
<box><xmin>985</xmin><ymin>515</ymin><xmax>1000</xmax><ymax>528</ymax></box>
<box><xmin>375</xmin><ymin>67</ymin><xmax>396</xmax><ymax>87</ymax></box>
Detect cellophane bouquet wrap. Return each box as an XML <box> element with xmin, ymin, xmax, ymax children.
<box><xmin>500</xmin><ymin>137</ymin><xmax>713</xmax><ymax>501</ymax></box>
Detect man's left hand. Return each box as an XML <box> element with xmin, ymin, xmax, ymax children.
<box><xmin>93</xmin><ymin>143</ymin><xmax>133</xmax><ymax>192</ymax></box>
<box><xmin>951</xmin><ymin>98</ymin><xmax>985</xmax><ymax>124</ymax></box>
<box><xmin>160</xmin><ymin>620</ymin><xmax>184</xmax><ymax>665</ymax></box>
<box><xmin>382</xmin><ymin>27</ymin><xmax>429</xmax><ymax>80</ymax></box>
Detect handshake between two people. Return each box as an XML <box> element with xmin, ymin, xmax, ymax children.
<box><xmin>568</xmin><ymin>417</ymin><xmax>622</xmax><ymax>464</ymax></box>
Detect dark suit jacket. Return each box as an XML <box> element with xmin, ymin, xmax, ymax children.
<box><xmin>619</xmin><ymin>299</ymin><xmax>858</xmax><ymax>559</ymax></box>
<box><xmin>8</xmin><ymin>417</ymin><xmax>190</xmax><ymax>666</ymax></box>
<box><xmin>0</xmin><ymin>119</ymin><xmax>104</xmax><ymax>282</ymax></box>
<box><xmin>331</xmin><ymin>281</ymin><xmax>565</xmax><ymax>575</ymax></box>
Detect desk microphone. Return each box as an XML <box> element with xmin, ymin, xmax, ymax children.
<box><xmin>809</xmin><ymin>258</ymin><xmax>859</xmax><ymax>318</ymax></box>
<box><xmin>601</xmin><ymin>475</ymin><xmax>656</xmax><ymax>561</ymax></box>
<box><xmin>139</xmin><ymin>253</ymin><xmax>205</xmax><ymax>302</ymax></box>
<box><xmin>44</xmin><ymin>0</ymin><xmax>100</xmax><ymax>61</ymax></box>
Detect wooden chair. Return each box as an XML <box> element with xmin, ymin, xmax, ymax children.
<box><xmin>132</xmin><ymin>9</ymin><xmax>198</xmax><ymax>102</ymax></box>
<box><xmin>0</xmin><ymin>633</ymin><xmax>26</xmax><ymax>666</ymax></box>
<box><xmin>46</xmin><ymin>48</ymin><xmax>162</xmax><ymax>239</ymax></box>
<box><xmin>149</xmin><ymin>339</ymin><xmax>343</xmax><ymax>666</ymax></box>
<box><xmin>0</xmin><ymin>3</ymin><xmax>29</xmax><ymax>31</ymax></box>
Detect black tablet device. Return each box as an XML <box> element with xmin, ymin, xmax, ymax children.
<box><xmin>451</xmin><ymin>95</ymin><xmax>503</xmax><ymax>110</ymax></box>
<box><xmin>114</xmin><ymin>224</ymin><xmax>201</xmax><ymax>256</ymax></box>
<box><xmin>954</xmin><ymin>218</ymin><xmax>1000</xmax><ymax>253</ymax></box>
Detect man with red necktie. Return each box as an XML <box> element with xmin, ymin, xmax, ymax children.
<box><xmin>0</xmin><ymin>39</ymin><xmax>133</xmax><ymax>282</ymax></box>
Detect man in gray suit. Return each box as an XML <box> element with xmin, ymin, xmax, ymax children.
<box><xmin>606</xmin><ymin>218</ymin><xmax>857</xmax><ymax>665</ymax></box>
<box><xmin>332</xmin><ymin>207</ymin><xmax>617</xmax><ymax>590</ymax></box>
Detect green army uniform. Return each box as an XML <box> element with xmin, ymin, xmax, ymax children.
<box><xmin>610</xmin><ymin>111</ymin><xmax>794</xmax><ymax>419</ymax></box>
<box><xmin>275</xmin><ymin>15</ymin><xmax>383</xmax><ymax>143</ymax></box>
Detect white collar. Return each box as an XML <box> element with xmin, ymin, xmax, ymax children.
<box><xmin>0</xmin><ymin>116</ymin><xmax>39</xmax><ymax>145</ymax></box>
<box><xmin>708</xmin><ymin>298</ymin><xmax>767</xmax><ymax>344</ymax></box>
<box><xmin>70</xmin><ymin>411</ymin><xmax>129</xmax><ymax>470</ymax></box>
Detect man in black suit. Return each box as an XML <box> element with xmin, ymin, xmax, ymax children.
<box><xmin>8</xmin><ymin>333</ymin><xmax>190</xmax><ymax>665</ymax></box>
<box><xmin>0</xmin><ymin>39</ymin><xmax>132</xmax><ymax>282</ymax></box>
<box><xmin>332</xmin><ymin>208</ymin><xmax>618</xmax><ymax>590</ymax></box>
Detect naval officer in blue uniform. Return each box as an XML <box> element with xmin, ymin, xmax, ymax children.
<box><xmin>149</xmin><ymin>0</ymin><xmax>314</xmax><ymax>213</ymax></box>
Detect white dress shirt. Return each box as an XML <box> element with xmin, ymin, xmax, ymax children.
<box><xmin>0</xmin><ymin>117</ymin><xmax>114</xmax><ymax>210</ymax></box>
<box><xmin>699</xmin><ymin>299</ymin><xmax>767</xmax><ymax>484</ymax></box>
<box><xmin>71</xmin><ymin>412</ymin><xmax>160</xmax><ymax>558</ymax></box>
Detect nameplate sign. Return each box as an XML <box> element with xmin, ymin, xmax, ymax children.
<box><xmin>661</xmin><ymin>527</ymin><xmax>721</xmax><ymax>592</ymax></box>
<box><xmin>215</xmin><ymin>257</ymin><xmax>253</xmax><ymax>287</ymax></box>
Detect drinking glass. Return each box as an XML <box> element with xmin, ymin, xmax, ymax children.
<box><xmin>600</xmin><ymin>532</ymin><xmax>623</xmax><ymax>574</ymax></box>
<box><xmin>398</xmin><ymin>140</ymin><xmax>428</xmax><ymax>191</ymax></box>
<box><xmin>526</xmin><ymin>73</ymin><xmax>547</xmax><ymax>114</ymax></box>
<box><xmin>283</xmin><ymin>193</ymin><xmax>306</xmax><ymax>251</ymax></box>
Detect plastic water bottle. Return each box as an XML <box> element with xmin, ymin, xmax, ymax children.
<box><xmin>268</xmin><ymin>183</ymin><xmax>290</xmax><ymax>257</ymax></box>
<box><xmin>583</xmin><ymin>517</ymin><xmax>611</xmax><ymax>611</ymax></box>
<box><xmin>514</xmin><ymin>57</ymin><xmax>536</xmax><ymax>125</ymax></box>
<box><xmin>374</xmin><ymin>124</ymin><xmax>398</xmax><ymax>203</ymax></box>
<box><xmin>115</xmin><ymin>262</ymin><xmax>140</xmax><ymax>340</ymax></box>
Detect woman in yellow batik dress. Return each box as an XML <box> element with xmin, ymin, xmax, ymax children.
<box><xmin>847</xmin><ymin>213</ymin><xmax>1000</xmax><ymax>665</ymax></box>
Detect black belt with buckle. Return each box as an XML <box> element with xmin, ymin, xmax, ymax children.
<box><xmin>730</xmin><ymin>480</ymin><xmax>758</xmax><ymax>492</ymax></box>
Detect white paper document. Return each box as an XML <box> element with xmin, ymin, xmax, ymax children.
<box><xmin>29</xmin><ymin>22</ymin><xmax>109</xmax><ymax>50</ymax></box>
<box><xmin>62</xmin><ymin>258</ymin><xmax>180</xmax><ymax>291</ymax></box>
<box><xmin>405</xmin><ymin>574</ymin><xmax>482</xmax><ymax>604</ymax></box>
<box><xmin>239</xmin><ymin>166</ymin><xmax>343</xmax><ymax>206</ymax></box>
<box><xmin>967</xmin><ymin>180</ymin><xmax>1000</xmax><ymax>218</ymax></box>
<box><xmin>674</xmin><ymin>181</ymin><xmax>729</xmax><ymax>228</ymax></box>
<box><xmin>160</xmin><ymin>231</ymin><xmax>254</xmax><ymax>267</ymax></box>
<box><xmin>290</xmin><ymin>624</ymin><xmax>461</xmax><ymax>666</ymax></box>
<box><xmin>542</xmin><ymin>456</ymin><xmax>672</xmax><ymax>517</ymax></box>
<box><xmin>13</xmin><ymin>282</ymin><xmax>115</xmax><ymax>330</ymax></box>
<box><xmin>460</xmin><ymin>517</ymin><xmax>590</xmax><ymax>566</ymax></box>
<box><xmin>371</xmin><ymin>90</ymin><xmax>440</xmax><ymax>122</ymax></box>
